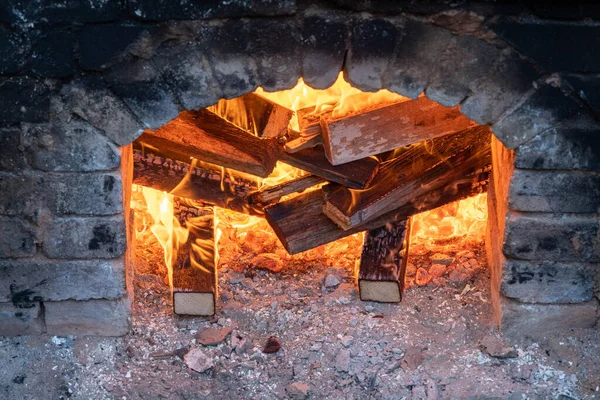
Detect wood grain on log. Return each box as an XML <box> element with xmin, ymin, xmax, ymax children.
<box><xmin>209</xmin><ymin>93</ymin><xmax>293</xmax><ymax>139</ymax></box>
<box><xmin>278</xmin><ymin>145</ymin><xmax>379</xmax><ymax>189</ymax></box>
<box><xmin>172</xmin><ymin>199</ymin><xmax>217</xmax><ymax>316</ymax></box>
<box><xmin>132</xmin><ymin>147</ymin><xmax>263</xmax><ymax>216</ymax></box>
<box><xmin>264</xmin><ymin>170</ymin><xmax>488</xmax><ymax>254</ymax></box>
<box><xmin>320</xmin><ymin>97</ymin><xmax>476</xmax><ymax>165</ymax></box>
<box><xmin>246</xmin><ymin>175</ymin><xmax>326</xmax><ymax>205</ymax></box>
<box><xmin>358</xmin><ymin>218</ymin><xmax>411</xmax><ymax>303</ymax></box>
<box><xmin>143</xmin><ymin>109</ymin><xmax>279</xmax><ymax>177</ymax></box>
<box><xmin>323</xmin><ymin>125</ymin><xmax>492</xmax><ymax>230</ymax></box>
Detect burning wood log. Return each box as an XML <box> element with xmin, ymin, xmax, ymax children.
<box><xmin>358</xmin><ymin>218</ymin><xmax>411</xmax><ymax>303</ymax></box>
<box><xmin>172</xmin><ymin>198</ymin><xmax>217</xmax><ymax>316</ymax></box>
<box><xmin>278</xmin><ymin>145</ymin><xmax>379</xmax><ymax>189</ymax></box>
<box><xmin>319</xmin><ymin>97</ymin><xmax>476</xmax><ymax>165</ymax></box>
<box><xmin>264</xmin><ymin>171</ymin><xmax>488</xmax><ymax>254</ymax></box>
<box><xmin>323</xmin><ymin>125</ymin><xmax>492</xmax><ymax>230</ymax></box>
<box><xmin>246</xmin><ymin>175</ymin><xmax>325</xmax><ymax>205</ymax></box>
<box><xmin>209</xmin><ymin>92</ymin><xmax>293</xmax><ymax>139</ymax></box>
<box><xmin>132</xmin><ymin>147</ymin><xmax>263</xmax><ymax>216</ymax></box>
<box><xmin>141</xmin><ymin>109</ymin><xmax>279</xmax><ymax>177</ymax></box>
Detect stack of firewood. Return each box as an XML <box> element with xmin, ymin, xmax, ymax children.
<box><xmin>132</xmin><ymin>92</ymin><xmax>491</xmax><ymax>315</ymax></box>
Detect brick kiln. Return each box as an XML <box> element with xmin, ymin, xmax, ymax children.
<box><xmin>0</xmin><ymin>1</ymin><xmax>598</xmax><ymax>339</ymax></box>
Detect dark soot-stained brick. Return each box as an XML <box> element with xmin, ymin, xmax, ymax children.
<box><xmin>128</xmin><ymin>0</ymin><xmax>296</xmax><ymax>20</ymax></box>
<box><xmin>489</xmin><ymin>18</ymin><xmax>600</xmax><ymax>73</ymax></box>
<box><xmin>31</xmin><ymin>30</ymin><xmax>74</xmax><ymax>78</ymax></box>
<box><xmin>0</xmin><ymin>78</ymin><xmax>50</xmax><ymax>123</ymax></box>
<box><xmin>79</xmin><ymin>23</ymin><xmax>155</xmax><ymax>70</ymax></box>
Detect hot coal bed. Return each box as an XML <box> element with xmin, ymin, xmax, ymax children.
<box><xmin>0</xmin><ymin>1</ymin><xmax>599</xmax><ymax>340</ymax></box>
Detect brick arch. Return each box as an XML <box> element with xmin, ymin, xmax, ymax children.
<box><xmin>61</xmin><ymin>13</ymin><xmax>585</xmax><ymax>151</ymax></box>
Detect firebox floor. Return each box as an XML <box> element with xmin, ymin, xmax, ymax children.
<box><xmin>1</xmin><ymin>237</ymin><xmax>600</xmax><ymax>399</ymax></box>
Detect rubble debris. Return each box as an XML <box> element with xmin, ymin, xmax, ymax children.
<box><xmin>286</xmin><ymin>382</ymin><xmax>311</xmax><ymax>400</ymax></box>
<box><xmin>401</xmin><ymin>347</ymin><xmax>424</xmax><ymax>370</ymax></box>
<box><xmin>480</xmin><ymin>336</ymin><xmax>518</xmax><ymax>359</ymax></box>
<box><xmin>196</xmin><ymin>327</ymin><xmax>233</xmax><ymax>346</ymax></box>
<box><xmin>263</xmin><ymin>336</ymin><xmax>281</xmax><ymax>354</ymax></box>
<box><xmin>184</xmin><ymin>348</ymin><xmax>214</xmax><ymax>373</ymax></box>
<box><xmin>250</xmin><ymin>253</ymin><xmax>284</xmax><ymax>273</ymax></box>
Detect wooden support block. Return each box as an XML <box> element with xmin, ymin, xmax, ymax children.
<box><xmin>209</xmin><ymin>92</ymin><xmax>293</xmax><ymax>138</ymax></box>
<box><xmin>132</xmin><ymin>147</ymin><xmax>263</xmax><ymax>217</ymax></box>
<box><xmin>264</xmin><ymin>171</ymin><xmax>488</xmax><ymax>254</ymax></box>
<box><xmin>172</xmin><ymin>199</ymin><xmax>217</xmax><ymax>316</ymax></box>
<box><xmin>358</xmin><ymin>218</ymin><xmax>411</xmax><ymax>303</ymax></box>
<box><xmin>323</xmin><ymin>125</ymin><xmax>492</xmax><ymax>230</ymax></box>
<box><xmin>143</xmin><ymin>109</ymin><xmax>279</xmax><ymax>177</ymax></box>
<box><xmin>246</xmin><ymin>175</ymin><xmax>325</xmax><ymax>205</ymax></box>
<box><xmin>320</xmin><ymin>96</ymin><xmax>476</xmax><ymax>165</ymax></box>
<box><xmin>278</xmin><ymin>145</ymin><xmax>379</xmax><ymax>189</ymax></box>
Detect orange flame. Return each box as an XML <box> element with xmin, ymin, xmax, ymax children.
<box><xmin>410</xmin><ymin>193</ymin><xmax>488</xmax><ymax>247</ymax></box>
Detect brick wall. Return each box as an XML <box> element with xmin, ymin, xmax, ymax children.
<box><xmin>0</xmin><ymin>0</ymin><xmax>598</xmax><ymax>337</ymax></box>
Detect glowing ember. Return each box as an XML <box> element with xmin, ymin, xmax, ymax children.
<box><xmin>410</xmin><ymin>193</ymin><xmax>488</xmax><ymax>248</ymax></box>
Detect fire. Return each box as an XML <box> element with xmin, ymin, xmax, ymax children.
<box><xmin>256</xmin><ymin>72</ymin><xmax>408</xmax><ymax>130</ymax></box>
<box><xmin>410</xmin><ymin>193</ymin><xmax>488</xmax><ymax>248</ymax></box>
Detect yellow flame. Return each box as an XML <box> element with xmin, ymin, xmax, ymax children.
<box><xmin>410</xmin><ymin>193</ymin><xmax>488</xmax><ymax>247</ymax></box>
<box><xmin>256</xmin><ymin>72</ymin><xmax>408</xmax><ymax>131</ymax></box>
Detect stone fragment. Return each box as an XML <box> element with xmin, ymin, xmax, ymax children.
<box><xmin>231</xmin><ymin>331</ymin><xmax>251</xmax><ymax>355</ymax></box>
<box><xmin>428</xmin><ymin>264</ymin><xmax>447</xmax><ymax>278</ymax></box>
<box><xmin>286</xmin><ymin>382</ymin><xmax>310</xmax><ymax>400</ymax></box>
<box><xmin>430</xmin><ymin>253</ymin><xmax>454</xmax><ymax>266</ymax></box>
<box><xmin>480</xmin><ymin>336</ymin><xmax>518</xmax><ymax>359</ymax></box>
<box><xmin>405</xmin><ymin>262</ymin><xmax>417</xmax><ymax>277</ymax></box>
<box><xmin>45</xmin><ymin>297</ymin><xmax>130</xmax><ymax>336</ymax></box>
<box><xmin>263</xmin><ymin>335</ymin><xmax>281</xmax><ymax>354</ymax></box>
<box><xmin>339</xmin><ymin>335</ymin><xmax>353</xmax><ymax>347</ymax></box>
<box><xmin>324</xmin><ymin>274</ymin><xmax>341</xmax><ymax>289</ymax></box>
<box><xmin>415</xmin><ymin>268</ymin><xmax>431</xmax><ymax>286</ymax></box>
<box><xmin>400</xmin><ymin>347</ymin><xmax>424</xmax><ymax>370</ymax></box>
<box><xmin>196</xmin><ymin>327</ymin><xmax>232</xmax><ymax>346</ymax></box>
<box><xmin>335</xmin><ymin>349</ymin><xmax>351</xmax><ymax>372</ymax></box>
<box><xmin>0</xmin><ymin>302</ymin><xmax>43</xmax><ymax>336</ymax></box>
<box><xmin>184</xmin><ymin>348</ymin><xmax>214</xmax><ymax>373</ymax></box>
<box><xmin>250</xmin><ymin>253</ymin><xmax>284</xmax><ymax>273</ymax></box>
